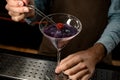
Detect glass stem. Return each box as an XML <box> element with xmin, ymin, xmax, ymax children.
<box><xmin>57</xmin><ymin>50</ymin><xmax>61</xmax><ymax>65</ymax></box>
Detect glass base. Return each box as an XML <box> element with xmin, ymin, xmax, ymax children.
<box><xmin>45</xmin><ymin>73</ymin><xmax>69</xmax><ymax>80</ymax></box>
<box><xmin>55</xmin><ymin>73</ymin><xmax>69</xmax><ymax>80</ymax></box>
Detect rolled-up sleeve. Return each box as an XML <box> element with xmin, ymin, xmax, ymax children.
<box><xmin>96</xmin><ymin>0</ymin><xmax>120</xmax><ymax>54</ymax></box>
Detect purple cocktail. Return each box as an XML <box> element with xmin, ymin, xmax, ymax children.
<box><xmin>39</xmin><ymin>13</ymin><xmax>82</xmax><ymax>80</ymax></box>
<box><xmin>44</xmin><ymin>23</ymin><xmax>78</xmax><ymax>38</ymax></box>
<box><xmin>43</xmin><ymin>23</ymin><xmax>78</xmax><ymax>50</ymax></box>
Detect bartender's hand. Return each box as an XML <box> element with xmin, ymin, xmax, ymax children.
<box><xmin>5</xmin><ymin>0</ymin><xmax>35</xmax><ymax>22</ymax></box>
<box><xmin>55</xmin><ymin>43</ymin><xmax>106</xmax><ymax>80</ymax></box>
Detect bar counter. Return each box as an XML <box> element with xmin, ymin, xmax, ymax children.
<box><xmin>0</xmin><ymin>44</ymin><xmax>119</xmax><ymax>80</ymax></box>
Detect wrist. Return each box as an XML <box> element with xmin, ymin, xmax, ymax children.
<box><xmin>93</xmin><ymin>43</ymin><xmax>107</xmax><ymax>62</ymax></box>
<box><xmin>87</xmin><ymin>43</ymin><xmax>107</xmax><ymax>64</ymax></box>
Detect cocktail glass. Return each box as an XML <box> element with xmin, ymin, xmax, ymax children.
<box><xmin>39</xmin><ymin>13</ymin><xmax>82</xmax><ymax>80</ymax></box>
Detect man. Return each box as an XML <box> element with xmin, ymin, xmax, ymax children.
<box><xmin>5</xmin><ymin>0</ymin><xmax>120</xmax><ymax>79</ymax></box>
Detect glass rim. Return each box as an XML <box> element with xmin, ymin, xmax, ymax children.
<box><xmin>39</xmin><ymin>13</ymin><xmax>82</xmax><ymax>39</ymax></box>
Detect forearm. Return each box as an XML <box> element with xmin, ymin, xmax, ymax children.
<box><xmin>96</xmin><ymin>14</ymin><xmax>120</xmax><ymax>54</ymax></box>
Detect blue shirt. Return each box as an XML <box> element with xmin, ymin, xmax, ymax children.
<box><xmin>96</xmin><ymin>0</ymin><xmax>120</xmax><ymax>54</ymax></box>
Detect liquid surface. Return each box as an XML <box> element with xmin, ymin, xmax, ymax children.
<box><xmin>43</xmin><ymin>23</ymin><xmax>78</xmax><ymax>38</ymax></box>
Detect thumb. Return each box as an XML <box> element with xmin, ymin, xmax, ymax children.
<box><xmin>21</xmin><ymin>0</ymin><xmax>29</xmax><ymax>5</ymax></box>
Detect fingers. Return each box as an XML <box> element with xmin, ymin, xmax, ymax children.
<box><xmin>7</xmin><ymin>6</ymin><xmax>29</xmax><ymax>21</ymax></box>
<box><xmin>5</xmin><ymin>0</ymin><xmax>29</xmax><ymax>13</ymax></box>
<box><xmin>64</xmin><ymin>63</ymin><xmax>86</xmax><ymax>75</ymax></box>
<box><xmin>55</xmin><ymin>59</ymin><xmax>78</xmax><ymax>73</ymax></box>
<box><xmin>5</xmin><ymin>0</ymin><xmax>33</xmax><ymax>22</ymax></box>
<box><xmin>6</xmin><ymin>0</ymin><xmax>19</xmax><ymax>6</ymax></box>
<box><xmin>55</xmin><ymin>54</ymin><xmax>82</xmax><ymax>73</ymax></box>
<box><xmin>81</xmin><ymin>74</ymin><xmax>91</xmax><ymax>80</ymax></box>
<box><xmin>11</xmin><ymin>13</ymin><xmax>25</xmax><ymax>22</ymax></box>
<box><xmin>8</xmin><ymin>11</ymin><xmax>20</xmax><ymax>16</ymax></box>
<box><xmin>8</xmin><ymin>11</ymin><xmax>25</xmax><ymax>21</ymax></box>
<box><xmin>9</xmin><ymin>10</ymin><xmax>34</xmax><ymax>22</ymax></box>
<box><xmin>59</xmin><ymin>54</ymin><xmax>75</xmax><ymax>65</ymax></box>
<box><xmin>63</xmin><ymin>62</ymin><xmax>91</xmax><ymax>80</ymax></box>
<box><xmin>69</xmin><ymin>69</ymin><xmax>89</xmax><ymax>80</ymax></box>
<box><xmin>6</xmin><ymin>6</ymin><xmax>29</xmax><ymax>14</ymax></box>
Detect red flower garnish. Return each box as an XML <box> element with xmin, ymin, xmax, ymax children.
<box><xmin>56</xmin><ymin>23</ymin><xmax>64</xmax><ymax>30</ymax></box>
